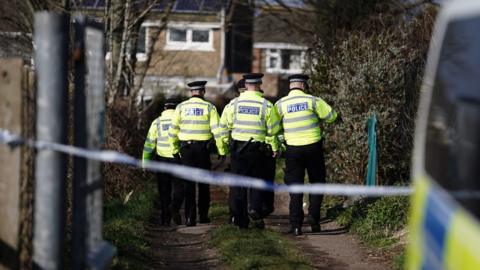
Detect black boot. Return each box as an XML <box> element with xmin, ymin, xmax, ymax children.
<box><xmin>308</xmin><ymin>216</ymin><xmax>321</xmax><ymax>233</ymax></box>
<box><xmin>253</xmin><ymin>219</ymin><xmax>265</xmax><ymax>229</ymax></box>
<box><xmin>311</xmin><ymin>223</ymin><xmax>321</xmax><ymax>233</ymax></box>
<box><xmin>248</xmin><ymin>209</ymin><xmax>262</xmax><ymax>220</ymax></box>
<box><xmin>186</xmin><ymin>218</ymin><xmax>196</xmax><ymax>227</ymax></box>
<box><xmin>286</xmin><ymin>226</ymin><xmax>302</xmax><ymax>236</ymax></box>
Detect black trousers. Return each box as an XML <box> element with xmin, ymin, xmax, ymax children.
<box><xmin>284</xmin><ymin>141</ymin><xmax>326</xmax><ymax>227</ymax></box>
<box><xmin>156</xmin><ymin>156</ymin><xmax>184</xmax><ymax>224</ymax></box>
<box><xmin>229</xmin><ymin>140</ymin><xmax>266</xmax><ymax>228</ymax></box>
<box><xmin>262</xmin><ymin>153</ymin><xmax>276</xmax><ymax>216</ymax></box>
<box><xmin>179</xmin><ymin>141</ymin><xmax>211</xmax><ymax>222</ymax></box>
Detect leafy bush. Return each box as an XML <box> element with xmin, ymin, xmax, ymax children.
<box><xmin>306</xmin><ymin>8</ymin><xmax>436</xmax><ymax>185</ymax></box>
<box><xmin>351</xmin><ymin>196</ymin><xmax>410</xmax><ymax>243</ymax></box>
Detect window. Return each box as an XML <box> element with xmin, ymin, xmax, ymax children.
<box><xmin>169</xmin><ymin>28</ymin><xmax>187</xmax><ymax>42</ymax></box>
<box><xmin>136</xmin><ymin>26</ymin><xmax>148</xmax><ymax>61</ymax></box>
<box><xmin>137</xmin><ymin>26</ymin><xmax>147</xmax><ymax>54</ymax></box>
<box><xmin>266</xmin><ymin>49</ymin><xmax>304</xmax><ymax>74</ymax></box>
<box><xmin>192</xmin><ymin>30</ymin><xmax>209</xmax><ymax>42</ymax></box>
<box><xmin>165</xmin><ymin>27</ymin><xmax>213</xmax><ymax>51</ymax></box>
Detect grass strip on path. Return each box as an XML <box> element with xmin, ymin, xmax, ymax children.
<box><xmin>209</xmin><ymin>203</ymin><xmax>314</xmax><ymax>270</ymax></box>
<box><xmin>104</xmin><ymin>182</ymin><xmax>156</xmax><ymax>270</ymax></box>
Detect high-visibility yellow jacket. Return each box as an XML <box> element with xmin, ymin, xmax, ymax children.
<box><xmin>168</xmin><ymin>97</ymin><xmax>226</xmax><ymax>155</ymax></box>
<box><xmin>275</xmin><ymin>89</ymin><xmax>337</xmax><ymax>146</ymax></box>
<box><xmin>219</xmin><ymin>90</ymin><xmax>281</xmax><ymax>151</ymax></box>
<box><xmin>143</xmin><ymin>109</ymin><xmax>175</xmax><ymax>161</ymax></box>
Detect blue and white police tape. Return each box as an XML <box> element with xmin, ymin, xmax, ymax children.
<box><xmin>0</xmin><ymin>128</ymin><xmax>412</xmax><ymax>196</ymax></box>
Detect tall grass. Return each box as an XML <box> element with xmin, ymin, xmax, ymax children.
<box><xmin>103</xmin><ymin>182</ymin><xmax>156</xmax><ymax>270</ymax></box>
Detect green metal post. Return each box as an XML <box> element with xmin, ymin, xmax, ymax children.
<box><xmin>366</xmin><ymin>114</ymin><xmax>377</xmax><ymax>186</ymax></box>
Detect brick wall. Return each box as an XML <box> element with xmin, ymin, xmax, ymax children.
<box><xmin>252</xmin><ymin>48</ymin><xmax>262</xmax><ymax>73</ymax></box>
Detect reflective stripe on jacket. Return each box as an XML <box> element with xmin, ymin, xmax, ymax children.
<box><xmin>168</xmin><ymin>97</ymin><xmax>226</xmax><ymax>155</ymax></box>
<box><xmin>219</xmin><ymin>91</ymin><xmax>281</xmax><ymax>150</ymax></box>
<box><xmin>143</xmin><ymin>109</ymin><xmax>175</xmax><ymax>161</ymax></box>
<box><xmin>275</xmin><ymin>89</ymin><xmax>337</xmax><ymax>146</ymax></box>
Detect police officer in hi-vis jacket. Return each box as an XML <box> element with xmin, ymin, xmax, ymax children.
<box><xmin>168</xmin><ymin>81</ymin><xmax>227</xmax><ymax>227</ymax></box>
<box><xmin>142</xmin><ymin>100</ymin><xmax>184</xmax><ymax>226</ymax></box>
<box><xmin>220</xmin><ymin>73</ymin><xmax>281</xmax><ymax>229</ymax></box>
<box><xmin>275</xmin><ymin>74</ymin><xmax>338</xmax><ymax>236</ymax></box>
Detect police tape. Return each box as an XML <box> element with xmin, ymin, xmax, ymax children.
<box><xmin>0</xmin><ymin>128</ymin><xmax>413</xmax><ymax>196</ymax></box>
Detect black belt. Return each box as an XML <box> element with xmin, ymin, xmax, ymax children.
<box><xmin>179</xmin><ymin>140</ymin><xmax>212</xmax><ymax>150</ymax></box>
<box><xmin>180</xmin><ymin>140</ymin><xmax>208</xmax><ymax>145</ymax></box>
<box><xmin>231</xmin><ymin>139</ymin><xmax>268</xmax><ymax>155</ymax></box>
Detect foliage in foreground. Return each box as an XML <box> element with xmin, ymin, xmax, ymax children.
<box><xmin>324</xmin><ymin>195</ymin><xmax>409</xmax><ymax>269</ymax></box>
<box><xmin>209</xmin><ymin>203</ymin><xmax>312</xmax><ymax>270</ymax></box>
<box><xmin>211</xmin><ymin>225</ymin><xmax>313</xmax><ymax>270</ymax></box>
<box><xmin>307</xmin><ymin>7</ymin><xmax>436</xmax><ymax>185</ymax></box>
<box><xmin>103</xmin><ymin>182</ymin><xmax>156</xmax><ymax>270</ymax></box>
<box><xmin>325</xmin><ymin>196</ymin><xmax>410</xmax><ymax>247</ymax></box>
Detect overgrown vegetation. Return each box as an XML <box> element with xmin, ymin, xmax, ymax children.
<box><xmin>308</xmin><ymin>6</ymin><xmax>436</xmax><ymax>185</ymax></box>
<box><xmin>103</xmin><ymin>98</ymin><xmax>164</xmax><ymax>199</ymax></box>
<box><xmin>301</xmin><ymin>5</ymin><xmax>437</xmax><ymax>267</ymax></box>
<box><xmin>104</xmin><ymin>181</ymin><xmax>156</xmax><ymax>270</ymax></box>
<box><xmin>335</xmin><ymin>197</ymin><xmax>409</xmax><ymax>245</ymax></box>
<box><xmin>322</xmin><ymin>195</ymin><xmax>409</xmax><ymax>269</ymax></box>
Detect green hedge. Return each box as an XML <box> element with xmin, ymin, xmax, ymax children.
<box><xmin>306</xmin><ymin>9</ymin><xmax>436</xmax><ymax>185</ymax></box>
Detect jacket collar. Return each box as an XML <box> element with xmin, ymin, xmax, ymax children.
<box><xmin>240</xmin><ymin>90</ymin><xmax>263</xmax><ymax>98</ymax></box>
<box><xmin>161</xmin><ymin>109</ymin><xmax>175</xmax><ymax>117</ymax></box>
<box><xmin>289</xmin><ymin>89</ymin><xmax>306</xmax><ymax>95</ymax></box>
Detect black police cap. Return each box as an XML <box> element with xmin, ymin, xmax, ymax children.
<box><xmin>164</xmin><ymin>98</ymin><xmax>177</xmax><ymax>107</ymax></box>
<box><xmin>242</xmin><ymin>73</ymin><xmax>264</xmax><ymax>84</ymax></box>
<box><xmin>288</xmin><ymin>74</ymin><xmax>309</xmax><ymax>83</ymax></box>
<box><xmin>187</xmin><ymin>80</ymin><xmax>207</xmax><ymax>90</ymax></box>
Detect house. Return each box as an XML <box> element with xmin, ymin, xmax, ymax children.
<box><xmin>82</xmin><ymin>0</ymin><xmax>254</xmax><ymax>103</ymax></box>
<box><xmin>134</xmin><ymin>0</ymin><xmax>254</xmax><ymax>102</ymax></box>
<box><xmin>73</xmin><ymin>1</ymin><xmax>314</xmax><ymax>102</ymax></box>
<box><xmin>251</xmin><ymin>7</ymin><xmax>314</xmax><ymax>99</ymax></box>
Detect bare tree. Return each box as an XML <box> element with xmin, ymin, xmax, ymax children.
<box><xmin>105</xmin><ymin>0</ymin><xmax>176</xmax><ymax>110</ymax></box>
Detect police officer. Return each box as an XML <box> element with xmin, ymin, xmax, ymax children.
<box><xmin>220</xmin><ymin>73</ymin><xmax>281</xmax><ymax>229</ymax></box>
<box><xmin>169</xmin><ymin>81</ymin><xmax>227</xmax><ymax>227</ymax></box>
<box><xmin>142</xmin><ymin>100</ymin><xmax>184</xmax><ymax>226</ymax></box>
<box><xmin>275</xmin><ymin>74</ymin><xmax>337</xmax><ymax>236</ymax></box>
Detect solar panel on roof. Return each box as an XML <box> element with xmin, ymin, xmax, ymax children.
<box><xmin>151</xmin><ymin>0</ymin><xmax>226</xmax><ymax>12</ymax></box>
<box><xmin>174</xmin><ymin>0</ymin><xmax>202</xmax><ymax>11</ymax></box>
<box><xmin>202</xmin><ymin>0</ymin><xmax>223</xmax><ymax>11</ymax></box>
<box><xmin>77</xmin><ymin>0</ymin><xmax>105</xmax><ymax>8</ymax></box>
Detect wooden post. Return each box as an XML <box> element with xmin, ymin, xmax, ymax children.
<box><xmin>0</xmin><ymin>58</ymin><xmax>25</xmax><ymax>270</ymax></box>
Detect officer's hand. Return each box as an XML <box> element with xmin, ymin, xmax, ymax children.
<box><xmin>272</xmin><ymin>151</ymin><xmax>279</xmax><ymax>158</ymax></box>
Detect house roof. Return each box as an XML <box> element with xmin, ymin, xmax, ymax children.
<box><xmin>253</xmin><ymin>9</ymin><xmax>314</xmax><ymax>46</ymax></box>
<box><xmin>79</xmin><ymin>0</ymin><xmax>227</xmax><ymax>13</ymax></box>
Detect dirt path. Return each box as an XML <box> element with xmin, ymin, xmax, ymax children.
<box><xmin>146</xmin><ymin>185</ymin><xmax>228</xmax><ymax>270</ymax></box>
<box><xmin>266</xmin><ymin>193</ymin><xmax>392</xmax><ymax>270</ymax></box>
<box><xmin>147</xmin><ymin>224</ymin><xmax>225</xmax><ymax>269</ymax></box>
<box><xmin>147</xmin><ymin>155</ymin><xmax>391</xmax><ymax>269</ymax></box>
